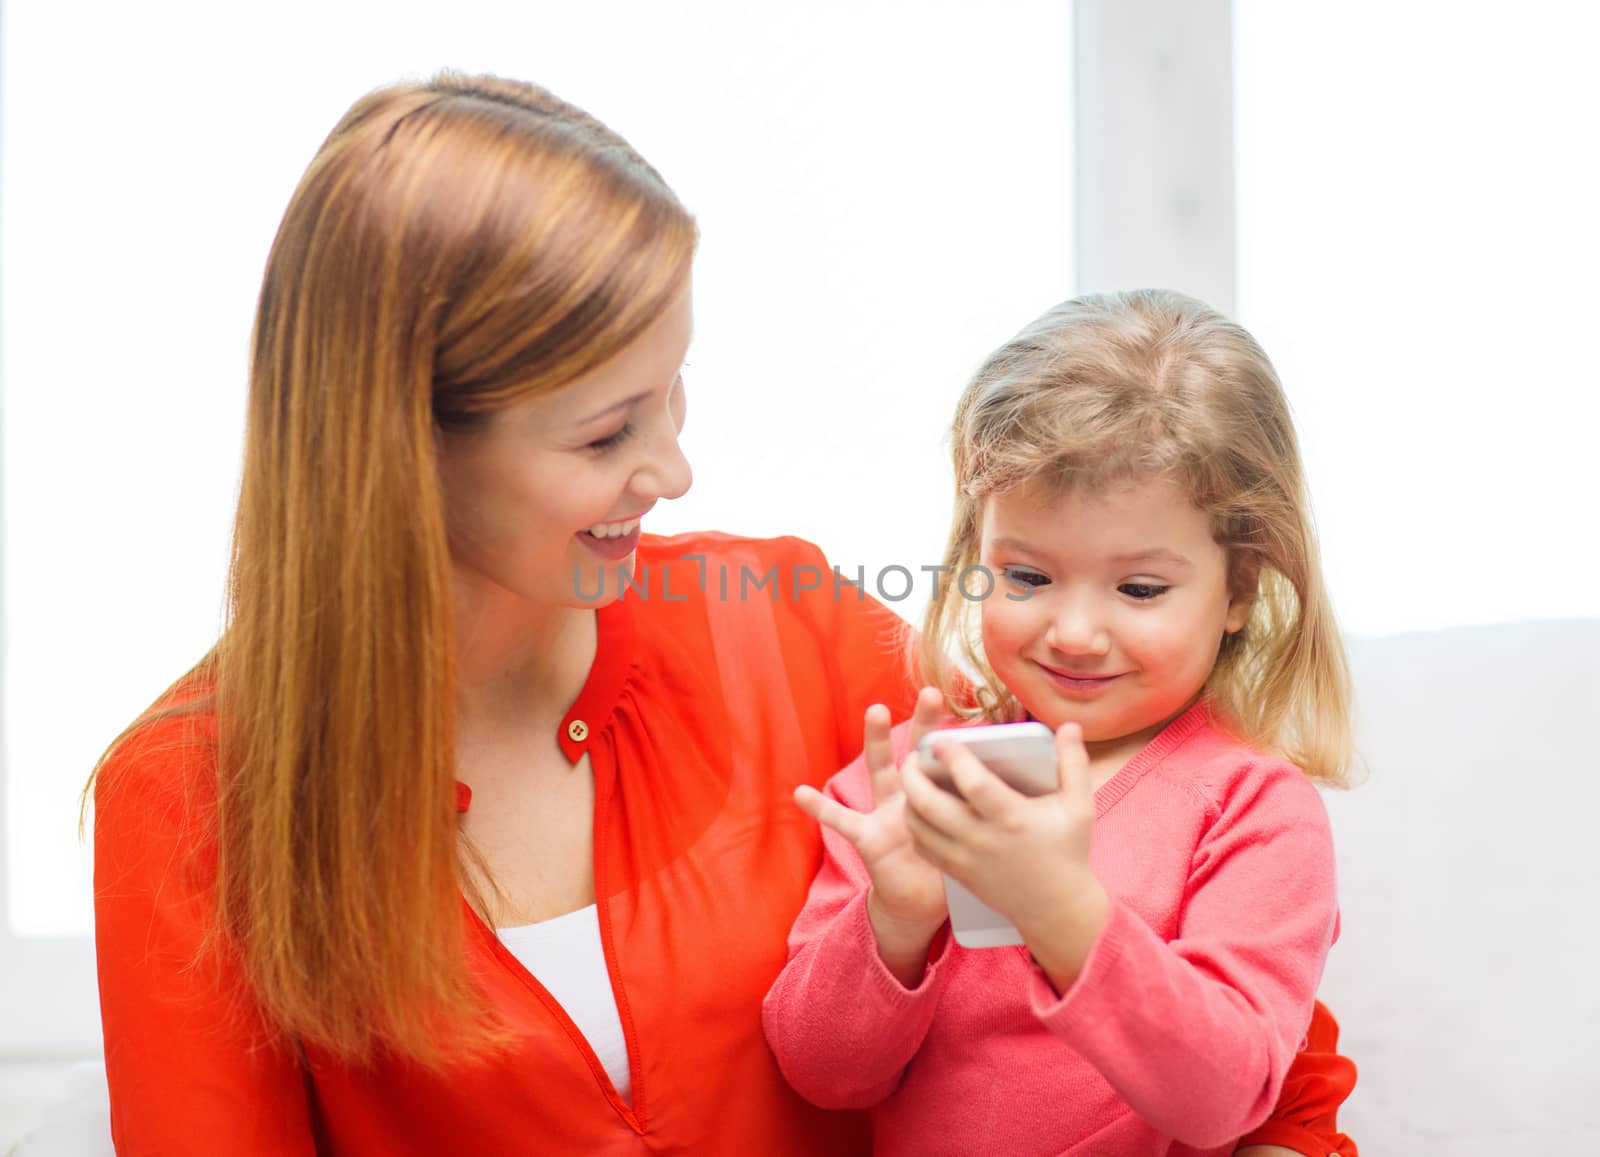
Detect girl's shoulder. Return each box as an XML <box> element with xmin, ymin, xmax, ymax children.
<box><xmin>1152</xmin><ymin>705</ymin><xmax>1327</xmax><ymax>827</ymax></box>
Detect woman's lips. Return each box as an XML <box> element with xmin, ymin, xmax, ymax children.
<box><xmin>577</xmin><ymin>524</ymin><xmax>642</xmax><ymax>561</ymax></box>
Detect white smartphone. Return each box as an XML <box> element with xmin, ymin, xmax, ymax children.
<box><xmin>914</xmin><ymin>721</ymin><xmax>1057</xmax><ymax>949</ymax></box>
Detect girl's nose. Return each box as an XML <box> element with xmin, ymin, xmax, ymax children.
<box><xmin>1045</xmin><ymin>596</ymin><xmax>1111</xmax><ymax>657</ymax></box>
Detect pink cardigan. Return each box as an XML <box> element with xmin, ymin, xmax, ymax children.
<box><xmin>762</xmin><ymin>702</ymin><xmax>1338</xmax><ymax>1156</ymax></box>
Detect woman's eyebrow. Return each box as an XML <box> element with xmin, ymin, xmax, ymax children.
<box><xmin>573</xmin><ymin>361</ymin><xmax>686</xmax><ymax>427</ymax></box>
<box><xmin>573</xmin><ymin>392</ymin><xmax>648</xmax><ymax>426</ymax></box>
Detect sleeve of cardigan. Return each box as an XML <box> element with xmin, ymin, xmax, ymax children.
<box><xmin>761</xmin><ymin>739</ymin><xmax>955</xmax><ymax>1109</ymax></box>
<box><xmin>1236</xmin><ymin>1000</ymin><xmax>1360</xmax><ymax>1156</ymax></box>
<box><xmin>93</xmin><ymin>720</ymin><xmax>317</xmax><ymax>1156</ymax></box>
<box><xmin>1027</xmin><ymin>761</ymin><xmax>1339</xmax><ymax>1149</ymax></box>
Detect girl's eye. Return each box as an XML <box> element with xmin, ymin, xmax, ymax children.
<box><xmin>587</xmin><ymin>422</ymin><xmax>635</xmax><ymax>453</ymax></box>
<box><xmin>1119</xmin><ymin>582</ymin><xmax>1169</xmax><ymax>601</ymax></box>
<box><xmin>1003</xmin><ymin>566</ymin><xmax>1050</xmax><ymax>589</ymax></box>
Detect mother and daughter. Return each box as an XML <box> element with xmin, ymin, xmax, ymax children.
<box><xmin>90</xmin><ymin>73</ymin><xmax>1357</xmax><ymax>1154</ymax></box>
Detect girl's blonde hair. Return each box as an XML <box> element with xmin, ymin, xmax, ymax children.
<box><xmin>87</xmin><ymin>73</ymin><xmax>697</xmax><ymax>1067</ymax></box>
<box><xmin>920</xmin><ymin>289</ymin><xmax>1353</xmax><ymax>787</ymax></box>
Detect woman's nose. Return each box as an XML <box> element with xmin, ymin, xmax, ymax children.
<box><xmin>633</xmin><ymin>424</ymin><xmax>693</xmax><ymax>503</ymax></box>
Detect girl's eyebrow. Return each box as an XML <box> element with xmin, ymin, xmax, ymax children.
<box><xmin>990</xmin><ymin>536</ymin><xmax>1042</xmax><ymax>554</ymax></box>
<box><xmin>990</xmin><ymin>539</ymin><xmax>1191</xmax><ymax>569</ymax></box>
<box><xmin>1110</xmin><ymin>549</ymin><xmax>1192</xmax><ymax>568</ymax></box>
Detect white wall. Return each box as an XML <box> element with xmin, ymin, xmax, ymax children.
<box><xmin>0</xmin><ymin>0</ymin><xmax>1073</xmax><ymax>1050</ymax></box>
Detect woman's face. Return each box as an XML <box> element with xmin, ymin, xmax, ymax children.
<box><xmin>436</xmin><ymin>282</ymin><xmax>694</xmax><ymax>611</ymax></box>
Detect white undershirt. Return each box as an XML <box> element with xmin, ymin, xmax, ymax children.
<box><xmin>497</xmin><ymin>904</ymin><xmax>632</xmax><ymax>1102</ymax></box>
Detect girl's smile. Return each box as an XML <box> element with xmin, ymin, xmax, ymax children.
<box><xmin>978</xmin><ymin>475</ymin><xmax>1254</xmax><ymax>769</ymax></box>
<box><xmin>1032</xmin><ymin>663</ymin><xmax>1127</xmax><ymax>697</ymax></box>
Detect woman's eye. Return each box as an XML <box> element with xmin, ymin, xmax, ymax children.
<box><xmin>1119</xmin><ymin>582</ymin><xmax>1169</xmax><ymax>601</ymax></box>
<box><xmin>587</xmin><ymin>422</ymin><xmax>635</xmax><ymax>453</ymax></box>
<box><xmin>1003</xmin><ymin>566</ymin><xmax>1050</xmax><ymax>589</ymax></box>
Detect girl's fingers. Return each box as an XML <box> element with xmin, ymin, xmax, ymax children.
<box><xmin>1055</xmin><ymin>722</ymin><xmax>1094</xmax><ymax>816</ymax></box>
<box><xmin>935</xmin><ymin>740</ymin><xmax>1022</xmax><ymax>821</ymax></box>
<box><xmin>899</xmin><ymin>753</ymin><xmax>975</xmax><ymax>837</ymax></box>
<box><xmin>865</xmin><ymin>689</ymin><xmax>947</xmax><ymax>810</ymax></box>
<box><xmin>794</xmin><ymin>784</ymin><xmax>868</xmax><ymax>848</ymax></box>
<box><xmin>905</xmin><ymin>686</ymin><xmax>945</xmax><ymax>754</ymax></box>
<box><xmin>862</xmin><ymin>704</ymin><xmax>899</xmax><ymax>806</ymax></box>
<box><xmin>901</xmin><ymin>793</ymin><xmax>961</xmax><ymax>873</ymax></box>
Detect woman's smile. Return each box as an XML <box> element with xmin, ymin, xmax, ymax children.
<box><xmin>578</xmin><ymin>515</ymin><xmax>645</xmax><ymax>560</ymax></box>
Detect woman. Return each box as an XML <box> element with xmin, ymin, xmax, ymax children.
<box><xmin>91</xmin><ymin>73</ymin><xmax>1355</xmax><ymax>1154</ymax></box>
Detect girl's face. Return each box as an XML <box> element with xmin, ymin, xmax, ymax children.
<box><xmin>978</xmin><ymin>476</ymin><xmax>1253</xmax><ymax>759</ymax></box>
<box><xmin>436</xmin><ymin>282</ymin><xmax>694</xmax><ymax>611</ymax></box>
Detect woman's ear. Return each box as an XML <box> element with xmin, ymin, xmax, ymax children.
<box><xmin>1223</xmin><ymin>553</ymin><xmax>1261</xmax><ymax>634</ymax></box>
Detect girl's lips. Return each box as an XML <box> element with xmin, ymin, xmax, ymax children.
<box><xmin>1036</xmin><ymin>664</ymin><xmax>1125</xmax><ymax>697</ymax></box>
<box><xmin>578</xmin><ymin>524</ymin><xmax>642</xmax><ymax>561</ymax></box>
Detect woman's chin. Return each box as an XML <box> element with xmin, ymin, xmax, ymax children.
<box><xmin>564</xmin><ymin>554</ymin><xmax>638</xmax><ymax>608</ymax></box>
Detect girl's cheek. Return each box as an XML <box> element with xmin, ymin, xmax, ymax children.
<box><xmin>982</xmin><ymin>610</ymin><xmax>1029</xmax><ymax>670</ymax></box>
<box><xmin>978</xmin><ymin>604</ymin><xmax>1010</xmax><ymax>655</ymax></box>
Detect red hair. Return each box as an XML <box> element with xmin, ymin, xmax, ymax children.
<box><xmin>90</xmin><ymin>73</ymin><xmax>697</xmax><ymax>1066</ymax></box>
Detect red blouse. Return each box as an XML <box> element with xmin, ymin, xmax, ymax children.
<box><xmin>93</xmin><ymin>533</ymin><xmax>1354</xmax><ymax>1155</ymax></box>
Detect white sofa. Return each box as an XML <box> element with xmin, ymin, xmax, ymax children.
<box><xmin>13</xmin><ymin>619</ymin><xmax>1600</xmax><ymax>1154</ymax></box>
<box><xmin>1321</xmin><ymin>618</ymin><xmax>1600</xmax><ymax>1152</ymax></box>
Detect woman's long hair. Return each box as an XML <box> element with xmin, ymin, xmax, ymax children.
<box><xmin>88</xmin><ymin>73</ymin><xmax>697</xmax><ymax>1066</ymax></box>
<box><xmin>920</xmin><ymin>290</ymin><xmax>1354</xmax><ymax>786</ymax></box>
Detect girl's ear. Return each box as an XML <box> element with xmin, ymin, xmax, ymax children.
<box><xmin>1224</xmin><ymin>553</ymin><xmax>1261</xmax><ymax>634</ymax></box>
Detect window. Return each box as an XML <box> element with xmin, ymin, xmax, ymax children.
<box><xmin>1235</xmin><ymin>0</ymin><xmax>1600</xmax><ymax>635</ymax></box>
<box><xmin>1</xmin><ymin>0</ymin><xmax>1074</xmax><ymax>1052</ymax></box>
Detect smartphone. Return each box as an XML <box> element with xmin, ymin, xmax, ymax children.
<box><xmin>914</xmin><ymin>721</ymin><xmax>1057</xmax><ymax>949</ymax></box>
<box><xmin>916</xmin><ymin>721</ymin><xmax>1058</xmax><ymax>797</ymax></box>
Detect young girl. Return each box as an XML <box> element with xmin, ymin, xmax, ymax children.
<box><xmin>763</xmin><ymin>289</ymin><xmax>1353</xmax><ymax>1155</ymax></box>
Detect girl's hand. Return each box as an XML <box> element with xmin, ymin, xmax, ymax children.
<box><xmin>794</xmin><ymin>687</ymin><xmax>949</xmax><ymax>984</ymax></box>
<box><xmin>900</xmin><ymin>721</ymin><xmax>1110</xmax><ymax>992</ymax></box>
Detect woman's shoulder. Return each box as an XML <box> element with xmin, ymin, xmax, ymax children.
<box><xmin>628</xmin><ymin>531</ymin><xmax>919</xmax><ymax>756</ymax></box>
<box><xmin>93</xmin><ymin>669</ymin><xmax>220</xmax><ymax>829</ymax></box>
<box><xmin>636</xmin><ymin>530</ymin><xmax>832</xmax><ymax>590</ymax></box>
<box><xmin>623</xmin><ymin>530</ymin><xmax>831</xmax><ymax>629</ymax></box>
<box><xmin>635</xmin><ymin>530</ymin><xmax>906</xmax><ymax>639</ymax></box>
